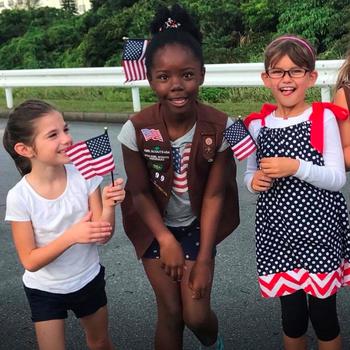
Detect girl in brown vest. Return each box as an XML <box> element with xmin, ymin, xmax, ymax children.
<box><xmin>118</xmin><ymin>4</ymin><xmax>239</xmax><ymax>350</ymax></box>
<box><xmin>333</xmin><ymin>53</ymin><xmax>350</xmax><ymax>169</ymax></box>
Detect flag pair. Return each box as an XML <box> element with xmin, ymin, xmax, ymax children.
<box><xmin>65</xmin><ymin>119</ymin><xmax>254</xmax><ymax>182</ymax></box>
<box><xmin>66</xmin><ymin>131</ymin><xmax>115</xmax><ymax>180</ymax></box>
<box><xmin>121</xmin><ymin>39</ymin><xmax>257</xmax><ymax>160</ymax></box>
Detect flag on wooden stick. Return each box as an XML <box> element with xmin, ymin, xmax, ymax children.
<box><xmin>66</xmin><ymin>131</ymin><xmax>115</xmax><ymax>180</ymax></box>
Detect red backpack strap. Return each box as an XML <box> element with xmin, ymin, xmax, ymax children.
<box><xmin>244</xmin><ymin>103</ymin><xmax>277</xmax><ymax>128</ymax></box>
<box><xmin>309</xmin><ymin>102</ymin><xmax>349</xmax><ymax>154</ymax></box>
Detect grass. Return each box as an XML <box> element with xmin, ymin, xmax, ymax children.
<box><xmin>0</xmin><ymin>86</ymin><xmax>322</xmax><ymax>118</ymax></box>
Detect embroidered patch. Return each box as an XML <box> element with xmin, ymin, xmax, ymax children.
<box><xmin>201</xmin><ymin>134</ymin><xmax>216</xmax><ymax>160</ymax></box>
<box><xmin>141</xmin><ymin>128</ymin><xmax>164</xmax><ymax>142</ymax></box>
<box><xmin>205</xmin><ymin>137</ymin><xmax>213</xmax><ymax>146</ymax></box>
<box><xmin>152</xmin><ymin>163</ymin><xmax>163</xmax><ymax>171</ymax></box>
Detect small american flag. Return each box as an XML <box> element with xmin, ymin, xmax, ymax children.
<box><xmin>141</xmin><ymin>128</ymin><xmax>163</xmax><ymax>142</ymax></box>
<box><xmin>65</xmin><ymin>132</ymin><xmax>115</xmax><ymax>180</ymax></box>
<box><xmin>224</xmin><ymin>119</ymin><xmax>256</xmax><ymax>161</ymax></box>
<box><xmin>172</xmin><ymin>143</ymin><xmax>191</xmax><ymax>194</ymax></box>
<box><xmin>122</xmin><ymin>39</ymin><xmax>148</xmax><ymax>82</ymax></box>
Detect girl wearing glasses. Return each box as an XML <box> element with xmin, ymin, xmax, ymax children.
<box><xmin>244</xmin><ymin>35</ymin><xmax>350</xmax><ymax>350</ymax></box>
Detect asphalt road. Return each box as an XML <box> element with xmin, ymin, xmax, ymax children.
<box><xmin>1</xmin><ymin>119</ymin><xmax>350</xmax><ymax>350</ymax></box>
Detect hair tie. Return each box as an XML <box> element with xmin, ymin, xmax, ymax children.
<box><xmin>159</xmin><ymin>17</ymin><xmax>181</xmax><ymax>32</ymax></box>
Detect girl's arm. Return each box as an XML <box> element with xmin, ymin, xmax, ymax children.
<box><xmin>333</xmin><ymin>87</ymin><xmax>350</xmax><ymax>170</ymax></box>
<box><xmin>198</xmin><ymin>148</ymin><xmax>230</xmax><ymax>261</ymax></box>
<box><xmin>260</xmin><ymin>111</ymin><xmax>346</xmax><ymax>191</ymax></box>
<box><xmin>188</xmin><ymin>148</ymin><xmax>231</xmax><ymax>299</ymax></box>
<box><xmin>122</xmin><ymin>145</ymin><xmax>184</xmax><ymax>281</ymax></box>
<box><xmin>244</xmin><ymin>121</ymin><xmax>273</xmax><ymax>193</ymax></box>
<box><xmin>11</xmin><ymin>215</ymin><xmax>112</xmax><ymax>272</ymax></box>
<box><xmin>89</xmin><ymin>179</ymin><xmax>125</xmax><ymax>243</ymax></box>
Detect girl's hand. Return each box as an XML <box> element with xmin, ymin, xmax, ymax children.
<box><xmin>158</xmin><ymin>234</ymin><xmax>185</xmax><ymax>282</ymax></box>
<box><xmin>66</xmin><ymin>211</ymin><xmax>112</xmax><ymax>244</ymax></box>
<box><xmin>102</xmin><ymin>178</ymin><xmax>125</xmax><ymax>207</ymax></box>
<box><xmin>188</xmin><ymin>260</ymin><xmax>212</xmax><ymax>299</ymax></box>
<box><xmin>260</xmin><ymin>157</ymin><xmax>299</xmax><ymax>178</ymax></box>
<box><xmin>251</xmin><ymin>169</ymin><xmax>273</xmax><ymax>192</ymax></box>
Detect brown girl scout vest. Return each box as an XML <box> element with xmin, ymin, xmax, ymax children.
<box><xmin>121</xmin><ymin>102</ymin><xmax>240</xmax><ymax>258</ymax></box>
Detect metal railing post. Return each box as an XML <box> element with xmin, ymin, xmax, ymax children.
<box><xmin>321</xmin><ymin>86</ymin><xmax>331</xmax><ymax>102</ymax></box>
<box><xmin>131</xmin><ymin>87</ymin><xmax>141</xmax><ymax>112</ymax></box>
<box><xmin>5</xmin><ymin>88</ymin><xmax>13</xmax><ymax>108</ymax></box>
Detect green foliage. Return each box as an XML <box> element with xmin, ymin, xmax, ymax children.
<box><xmin>240</xmin><ymin>0</ymin><xmax>279</xmax><ymax>32</ymax></box>
<box><xmin>0</xmin><ymin>0</ymin><xmax>349</xmax><ymax>70</ymax></box>
<box><xmin>0</xmin><ymin>9</ymin><xmax>31</xmax><ymax>45</ymax></box>
<box><xmin>276</xmin><ymin>0</ymin><xmax>346</xmax><ymax>53</ymax></box>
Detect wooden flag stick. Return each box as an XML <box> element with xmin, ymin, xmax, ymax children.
<box><xmin>104</xmin><ymin>127</ymin><xmax>115</xmax><ymax>185</ymax></box>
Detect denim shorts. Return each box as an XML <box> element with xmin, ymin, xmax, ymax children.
<box><xmin>24</xmin><ymin>265</ymin><xmax>107</xmax><ymax>322</ymax></box>
<box><xmin>142</xmin><ymin>219</ymin><xmax>216</xmax><ymax>261</ymax></box>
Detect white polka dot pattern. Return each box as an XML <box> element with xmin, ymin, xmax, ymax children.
<box><xmin>255</xmin><ymin>121</ymin><xmax>350</xmax><ymax>298</ymax></box>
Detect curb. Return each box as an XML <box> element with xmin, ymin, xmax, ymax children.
<box><xmin>0</xmin><ymin>110</ymin><xmax>131</xmax><ymax>123</ymax></box>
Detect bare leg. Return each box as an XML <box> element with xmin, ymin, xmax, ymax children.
<box><xmin>143</xmin><ymin>258</ymin><xmax>184</xmax><ymax>350</ymax></box>
<box><xmin>283</xmin><ymin>334</ymin><xmax>307</xmax><ymax>350</ymax></box>
<box><xmin>34</xmin><ymin>319</ymin><xmax>65</xmax><ymax>350</ymax></box>
<box><xmin>181</xmin><ymin>260</ymin><xmax>218</xmax><ymax>347</ymax></box>
<box><xmin>318</xmin><ymin>335</ymin><xmax>342</xmax><ymax>350</ymax></box>
<box><xmin>80</xmin><ymin>306</ymin><xmax>114</xmax><ymax>350</ymax></box>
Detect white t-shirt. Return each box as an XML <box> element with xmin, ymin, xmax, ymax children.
<box><xmin>244</xmin><ymin>107</ymin><xmax>346</xmax><ymax>193</ymax></box>
<box><xmin>118</xmin><ymin>119</ymin><xmax>232</xmax><ymax>226</ymax></box>
<box><xmin>5</xmin><ymin>164</ymin><xmax>103</xmax><ymax>294</ymax></box>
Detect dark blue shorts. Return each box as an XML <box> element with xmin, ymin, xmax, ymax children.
<box><xmin>24</xmin><ymin>265</ymin><xmax>107</xmax><ymax>322</ymax></box>
<box><xmin>143</xmin><ymin>219</ymin><xmax>216</xmax><ymax>261</ymax></box>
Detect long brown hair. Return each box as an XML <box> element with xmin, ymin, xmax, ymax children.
<box><xmin>335</xmin><ymin>52</ymin><xmax>350</xmax><ymax>91</ymax></box>
<box><xmin>3</xmin><ymin>100</ymin><xmax>57</xmax><ymax>176</ymax></box>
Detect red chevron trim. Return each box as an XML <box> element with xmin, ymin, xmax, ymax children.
<box><xmin>258</xmin><ymin>263</ymin><xmax>349</xmax><ymax>299</ymax></box>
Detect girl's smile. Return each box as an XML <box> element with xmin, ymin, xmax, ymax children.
<box><xmin>148</xmin><ymin>43</ymin><xmax>204</xmax><ymax>119</ymax></box>
<box><xmin>261</xmin><ymin>55</ymin><xmax>318</xmax><ymax>117</ymax></box>
<box><xmin>31</xmin><ymin>111</ymin><xmax>73</xmax><ymax>166</ymax></box>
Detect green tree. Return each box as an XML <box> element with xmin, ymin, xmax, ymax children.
<box><xmin>275</xmin><ymin>0</ymin><xmax>348</xmax><ymax>53</ymax></box>
<box><xmin>0</xmin><ymin>9</ymin><xmax>31</xmax><ymax>45</ymax></box>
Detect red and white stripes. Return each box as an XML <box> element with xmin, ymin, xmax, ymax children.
<box><xmin>259</xmin><ymin>260</ymin><xmax>350</xmax><ymax>299</ymax></box>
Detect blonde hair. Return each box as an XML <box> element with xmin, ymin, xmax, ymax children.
<box><xmin>335</xmin><ymin>52</ymin><xmax>350</xmax><ymax>91</ymax></box>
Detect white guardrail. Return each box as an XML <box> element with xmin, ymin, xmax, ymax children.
<box><xmin>0</xmin><ymin>60</ymin><xmax>344</xmax><ymax>112</ymax></box>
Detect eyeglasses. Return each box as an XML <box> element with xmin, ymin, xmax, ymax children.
<box><xmin>266</xmin><ymin>68</ymin><xmax>309</xmax><ymax>79</ymax></box>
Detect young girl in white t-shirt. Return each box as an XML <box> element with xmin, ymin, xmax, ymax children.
<box><xmin>3</xmin><ymin>100</ymin><xmax>125</xmax><ymax>350</ymax></box>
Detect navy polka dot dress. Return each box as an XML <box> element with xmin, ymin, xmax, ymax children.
<box><xmin>255</xmin><ymin>120</ymin><xmax>350</xmax><ymax>298</ymax></box>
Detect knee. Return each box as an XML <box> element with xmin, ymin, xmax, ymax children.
<box><xmin>183</xmin><ymin>309</ymin><xmax>209</xmax><ymax>331</ymax></box>
<box><xmin>280</xmin><ymin>292</ymin><xmax>309</xmax><ymax>338</ymax></box>
<box><xmin>158</xmin><ymin>303</ymin><xmax>184</xmax><ymax>329</ymax></box>
<box><xmin>282</xmin><ymin>314</ymin><xmax>309</xmax><ymax>338</ymax></box>
<box><xmin>309</xmin><ymin>295</ymin><xmax>340</xmax><ymax>341</ymax></box>
<box><xmin>86</xmin><ymin>334</ymin><xmax>112</xmax><ymax>350</ymax></box>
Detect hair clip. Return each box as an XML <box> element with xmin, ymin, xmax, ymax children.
<box><xmin>159</xmin><ymin>17</ymin><xmax>181</xmax><ymax>32</ymax></box>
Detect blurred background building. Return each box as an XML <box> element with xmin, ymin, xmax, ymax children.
<box><xmin>0</xmin><ymin>0</ymin><xmax>91</xmax><ymax>14</ymax></box>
